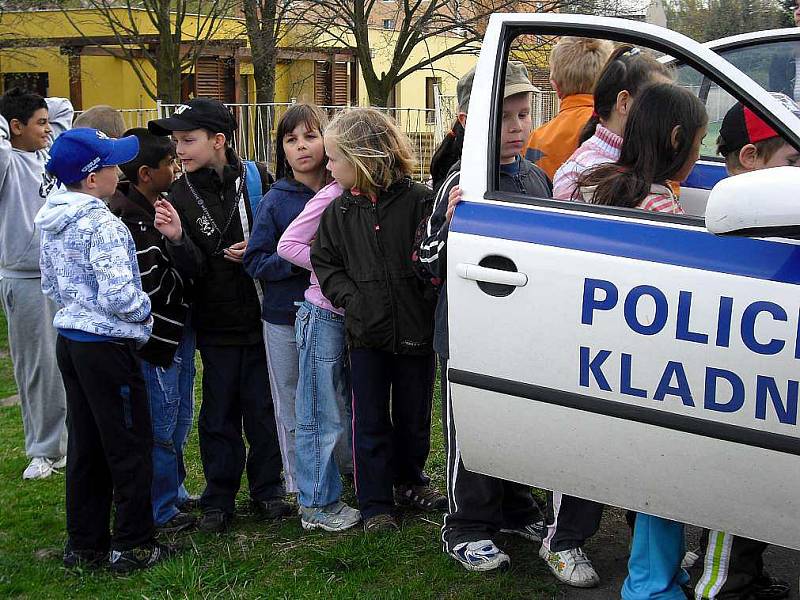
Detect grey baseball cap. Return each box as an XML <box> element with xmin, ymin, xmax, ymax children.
<box><xmin>457</xmin><ymin>61</ymin><xmax>536</xmax><ymax>113</ymax></box>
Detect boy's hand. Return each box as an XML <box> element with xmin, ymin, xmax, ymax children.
<box><xmin>224</xmin><ymin>241</ymin><xmax>247</xmax><ymax>263</ymax></box>
<box><xmin>445</xmin><ymin>185</ymin><xmax>463</xmax><ymax>223</ymax></box>
<box><xmin>154</xmin><ymin>199</ymin><xmax>182</xmax><ymax>242</ymax></box>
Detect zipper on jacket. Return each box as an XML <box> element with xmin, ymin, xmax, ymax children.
<box><xmin>371</xmin><ymin>200</ymin><xmax>400</xmax><ymax>353</ymax></box>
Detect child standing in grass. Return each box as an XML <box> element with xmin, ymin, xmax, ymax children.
<box><xmin>37</xmin><ymin>128</ymin><xmax>172</xmax><ymax>573</ymax></box>
<box><xmin>110</xmin><ymin>128</ymin><xmax>196</xmax><ymax>535</ymax></box>
<box><xmin>418</xmin><ymin>62</ymin><xmax>549</xmax><ymax>575</ymax></box>
<box><xmin>148</xmin><ymin>98</ymin><xmax>290</xmax><ymax>532</ymax></box>
<box><xmin>244</xmin><ymin>103</ymin><xmax>333</xmax><ymax>498</ymax></box>
<box><xmin>276</xmin><ymin>181</ymin><xmax>358</xmax><ymax>532</ymax></box>
<box><xmin>311</xmin><ymin>108</ymin><xmax>445</xmax><ymax>532</ymax></box>
<box><xmin>0</xmin><ymin>88</ymin><xmax>72</xmax><ymax>481</ymax></box>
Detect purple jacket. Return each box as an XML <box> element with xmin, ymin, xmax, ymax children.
<box><xmin>277</xmin><ymin>181</ymin><xmax>344</xmax><ymax>315</ymax></box>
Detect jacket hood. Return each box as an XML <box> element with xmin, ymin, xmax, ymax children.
<box><xmin>34</xmin><ymin>187</ymin><xmax>106</xmax><ymax>234</ymax></box>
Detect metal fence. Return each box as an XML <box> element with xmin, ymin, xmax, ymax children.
<box><xmin>76</xmin><ymin>93</ymin><xmax>561</xmax><ymax>180</ymax></box>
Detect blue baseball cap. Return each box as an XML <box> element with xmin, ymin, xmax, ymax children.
<box><xmin>46</xmin><ymin>128</ymin><xmax>139</xmax><ymax>185</ymax></box>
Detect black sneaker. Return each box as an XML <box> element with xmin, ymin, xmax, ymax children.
<box><xmin>394</xmin><ymin>483</ymin><xmax>448</xmax><ymax>512</ymax></box>
<box><xmin>747</xmin><ymin>573</ymin><xmax>790</xmax><ymax>600</ymax></box>
<box><xmin>250</xmin><ymin>497</ymin><xmax>294</xmax><ymax>521</ymax></box>
<box><xmin>156</xmin><ymin>511</ymin><xmax>196</xmax><ymax>535</ymax></box>
<box><xmin>198</xmin><ymin>508</ymin><xmax>232</xmax><ymax>533</ymax></box>
<box><xmin>177</xmin><ymin>494</ymin><xmax>201</xmax><ymax>513</ymax></box>
<box><xmin>109</xmin><ymin>541</ymin><xmax>174</xmax><ymax>574</ymax></box>
<box><xmin>63</xmin><ymin>540</ymin><xmax>107</xmax><ymax>570</ymax></box>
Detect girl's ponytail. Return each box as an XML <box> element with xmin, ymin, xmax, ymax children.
<box><xmin>430</xmin><ymin>119</ymin><xmax>465</xmax><ymax>193</ymax></box>
<box><xmin>579</xmin><ymin>44</ymin><xmax>672</xmax><ymax>145</ymax></box>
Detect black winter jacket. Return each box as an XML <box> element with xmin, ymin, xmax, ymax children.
<box><xmin>311</xmin><ymin>178</ymin><xmax>436</xmax><ymax>355</ymax></box>
<box><xmin>165</xmin><ymin>150</ymin><xmax>272</xmax><ymax>346</ymax></box>
<box><xmin>109</xmin><ymin>184</ymin><xmax>192</xmax><ymax>366</ymax></box>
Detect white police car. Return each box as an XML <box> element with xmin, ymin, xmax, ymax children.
<box><xmin>448</xmin><ymin>14</ymin><xmax>800</xmax><ymax>550</ymax></box>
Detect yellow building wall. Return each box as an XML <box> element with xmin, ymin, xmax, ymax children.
<box><xmin>0</xmin><ymin>8</ymin><xmax>525</xmax><ymax>117</ymax></box>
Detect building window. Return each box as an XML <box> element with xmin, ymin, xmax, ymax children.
<box><xmin>3</xmin><ymin>72</ymin><xmax>49</xmax><ymax>97</ymax></box>
<box><xmin>383</xmin><ymin>19</ymin><xmax>395</xmax><ymax>29</ymax></box>
<box><xmin>425</xmin><ymin>77</ymin><xmax>441</xmax><ymax>123</ymax></box>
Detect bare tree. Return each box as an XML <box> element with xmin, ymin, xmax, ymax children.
<box><xmin>241</xmin><ymin>0</ymin><xmax>316</xmax><ymax>103</ymax></box>
<box><xmin>300</xmin><ymin>0</ymin><xmax>567</xmax><ymax>106</ymax></box>
<box><xmin>58</xmin><ymin>0</ymin><xmax>235</xmax><ymax>103</ymax></box>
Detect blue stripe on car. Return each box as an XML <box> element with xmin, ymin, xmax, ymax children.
<box><xmin>684</xmin><ymin>161</ymin><xmax>728</xmax><ymax>190</ymax></box>
<box><xmin>450</xmin><ymin>201</ymin><xmax>800</xmax><ymax>285</ymax></box>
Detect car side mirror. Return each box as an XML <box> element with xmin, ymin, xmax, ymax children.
<box><xmin>705</xmin><ymin>166</ymin><xmax>800</xmax><ymax>237</ymax></box>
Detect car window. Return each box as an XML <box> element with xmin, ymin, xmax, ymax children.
<box><xmin>674</xmin><ymin>41</ymin><xmax>800</xmax><ymax>160</ymax></box>
<box><xmin>490</xmin><ymin>29</ymin><xmax>800</xmax><ymax>214</ymax></box>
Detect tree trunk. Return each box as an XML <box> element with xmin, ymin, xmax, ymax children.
<box><xmin>243</xmin><ymin>0</ymin><xmax>278</xmax><ymax>104</ymax></box>
<box><xmin>155</xmin><ymin>0</ymin><xmax>182</xmax><ymax>103</ymax></box>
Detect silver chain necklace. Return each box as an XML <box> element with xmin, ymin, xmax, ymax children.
<box><xmin>184</xmin><ymin>165</ymin><xmax>246</xmax><ymax>255</ymax></box>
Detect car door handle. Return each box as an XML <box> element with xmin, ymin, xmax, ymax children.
<box><xmin>455</xmin><ymin>263</ymin><xmax>528</xmax><ymax>287</ymax></box>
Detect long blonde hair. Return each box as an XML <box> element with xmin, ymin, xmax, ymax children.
<box><xmin>325</xmin><ymin>107</ymin><xmax>416</xmax><ymax>197</ymax></box>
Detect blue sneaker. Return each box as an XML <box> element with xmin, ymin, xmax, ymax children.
<box><xmin>449</xmin><ymin>539</ymin><xmax>510</xmax><ymax>572</ymax></box>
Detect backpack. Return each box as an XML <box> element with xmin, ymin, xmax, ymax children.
<box><xmin>243</xmin><ymin>160</ymin><xmax>263</xmax><ymax>215</ymax></box>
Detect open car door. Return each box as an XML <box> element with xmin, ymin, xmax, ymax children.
<box><xmin>447</xmin><ymin>13</ymin><xmax>800</xmax><ymax>550</ymax></box>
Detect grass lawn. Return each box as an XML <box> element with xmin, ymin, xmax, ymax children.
<box><xmin>0</xmin><ymin>307</ymin><xmax>558</xmax><ymax>599</ymax></box>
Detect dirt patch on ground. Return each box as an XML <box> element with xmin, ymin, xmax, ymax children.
<box><xmin>0</xmin><ymin>394</ymin><xmax>19</xmax><ymax>407</ymax></box>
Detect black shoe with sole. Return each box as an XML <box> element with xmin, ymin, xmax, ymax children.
<box><xmin>156</xmin><ymin>511</ymin><xmax>196</xmax><ymax>535</ymax></box>
<box><xmin>198</xmin><ymin>508</ymin><xmax>232</xmax><ymax>533</ymax></box>
<box><xmin>177</xmin><ymin>494</ymin><xmax>201</xmax><ymax>513</ymax></box>
<box><xmin>109</xmin><ymin>541</ymin><xmax>175</xmax><ymax>575</ymax></box>
<box><xmin>63</xmin><ymin>541</ymin><xmax>107</xmax><ymax>570</ymax></box>
<box><xmin>250</xmin><ymin>497</ymin><xmax>294</xmax><ymax>521</ymax></box>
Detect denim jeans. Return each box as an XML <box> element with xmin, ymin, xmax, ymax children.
<box><xmin>141</xmin><ymin>325</ymin><xmax>196</xmax><ymax>526</ymax></box>
<box><xmin>294</xmin><ymin>301</ymin><xmax>351</xmax><ymax>508</ymax></box>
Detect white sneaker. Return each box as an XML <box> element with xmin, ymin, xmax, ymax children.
<box><xmin>22</xmin><ymin>457</ymin><xmax>55</xmax><ymax>480</ymax></box>
<box><xmin>539</xmin><ymin>545</ymin><xmax>600</xmax><ymax>588</ymax></box>
<box><xmin>450</xmin><ymin>539</ymin><xmax>511</xmax><ymax>572</ymax></box>
<box><xmin>52</xmin><ymin>456</ymin><xmax>67</xmax><ymax>469</ymax></box>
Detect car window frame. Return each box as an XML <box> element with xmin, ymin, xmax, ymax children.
<box><xmin>482</xmin><ymin>17</ymin><xmax>800</xmax><ymax>228</ymax></box>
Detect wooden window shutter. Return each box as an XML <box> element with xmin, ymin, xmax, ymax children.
<box><xmin>194</xmin><ymin>58</ymin><xmax>235</xmax><ymax>102</ymax></box>
<box><xmin>314</xmin><ymin>61</ymin><xmax>332</xmax><ymax>106</ymax></box>
<box><xmin>332</xmin><ymin>62</ymin><xmax>348</xmax><ymax>106</ymax></box>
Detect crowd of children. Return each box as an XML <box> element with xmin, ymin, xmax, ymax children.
<box><xmin>1</xmin><ymin>27</ymin><xmax>799</xmax><ymax>597</ymax></box>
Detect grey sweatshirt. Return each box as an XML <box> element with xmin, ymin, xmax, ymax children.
<box><xmin>0</xmin><ymin>98</ymin><xmax>73</xmax><ymax>278</ymax></box>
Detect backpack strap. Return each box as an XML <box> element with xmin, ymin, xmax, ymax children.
<box><xmin>244</xmin><ymin>160</ymin><xmax>263</xmax><ymax>214</ymax></box>
<box><xmin>235</xmin><ymin>169</ymin><xmax>263</xmax><ymax>306</ymax></box>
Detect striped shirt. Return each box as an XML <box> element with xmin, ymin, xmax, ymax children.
<box><xmin>552</xmin><ymin>124</ymin><xmax>623</xmax><ymax>200</ymax></box>
<box><xmin>579</xmin><ymin>182</ymin><xmax>684</xmax><ymax>215</ymax></box>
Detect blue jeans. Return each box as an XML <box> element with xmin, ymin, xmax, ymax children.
<box><xmin>294</xmin><ymin>302</ymin><xmax>351</xmax><ymax>508</ymax></box>
<box><xmin>141</xmin><ymin>326</ymin><xmax>196</xmax><ymax>526</ymax></box>
<box><xmin>622</xmin><ymin>513</ymin><xmax>689</xmax><ymax>600</ymax></box>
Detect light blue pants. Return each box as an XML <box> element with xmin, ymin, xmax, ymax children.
<box><xmin>264</xmin><ymin>321</ymin><xmax>299</xmax><ymax>494</ymax></box>
<box><xmin>293</xmin><ymin>302</ymin><xmax>352</xmax><ymax>508</ymax></box>
<box><xmin>622</xmin><ymin>513</ymin><xmax>689</xmax><ymax>600</ymax></box>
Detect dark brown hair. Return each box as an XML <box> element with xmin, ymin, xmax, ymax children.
<box><xmin>576</xmin><ymin>83</ymin><xmax>707</xmax><ymax>208</ymax></box>
<box><xmin>579</xmin><ymin>45</ymin><xmax>673</xmax><ymax>145</ymax></box>
<box><xmin>275</xmin><ymin>103</ymin><xmax>328</xmax><ymax>180</ymax></box>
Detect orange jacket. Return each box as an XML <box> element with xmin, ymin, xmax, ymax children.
<box><xmin>525</xmin><ymin>94</ymin><xmax>594</xmax><ymax>180</ymax></box>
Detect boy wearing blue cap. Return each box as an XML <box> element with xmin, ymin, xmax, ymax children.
<box><xmin>36</xmin><ymin>128</ymin><xmax>171</xmax><ymax>573</ymax></box>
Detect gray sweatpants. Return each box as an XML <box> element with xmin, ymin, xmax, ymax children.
<box><xmin>0</xmin><ymin>277</ymin><xmax>67</xmax><ymax>458</ymax></box>
<box><xmin>264</xmin><ymin>321</ymin><xmax>300</xmax><ymax>494</ymax></box>
<box><xmin>264</xmin><ymin>320</ymin><xmax>352</xmax><ymax>495</ymax></box>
